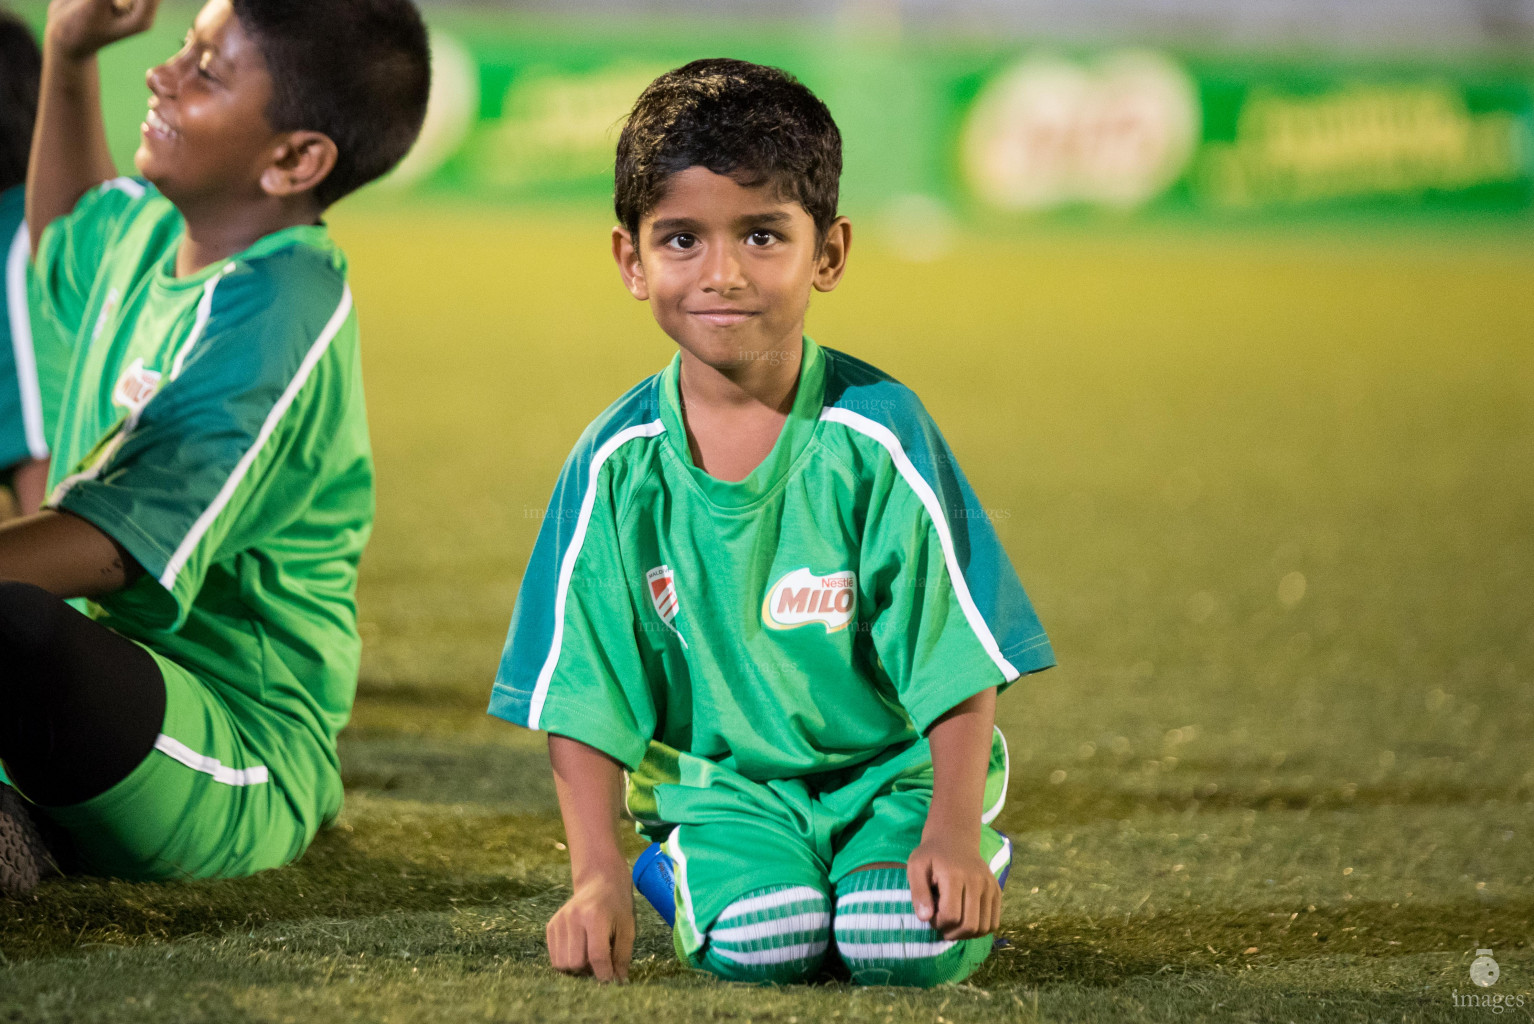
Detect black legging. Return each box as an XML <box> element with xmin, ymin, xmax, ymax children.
<box><xmin>0</xmin><ymin>581</ymin><xmax>165</xmax><ymax>807</ymax></box>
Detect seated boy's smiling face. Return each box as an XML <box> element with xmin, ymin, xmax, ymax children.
<box><xmin>135</xmin><ymin>0</ymin><xmax>285</xmax><ymax>207</ymax></box>
<box><xmin>615</xmin><ymin>166</ymin><xmax>849</xmax><ymax>373</ymax></box>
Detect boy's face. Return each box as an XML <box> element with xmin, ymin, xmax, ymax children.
<box><xmin>134</xmin><ymin>0</ymin><xmax>283</xmax><ymax>207</ymax></box>
<box><xmin>613</xmin><ymin>167</ymin><xmax>849</xmax><ymax>373</ymax></box>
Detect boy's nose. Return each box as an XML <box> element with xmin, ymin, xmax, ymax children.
<box><xmin>145</xmin><ymin>61</ymin><xmax>173</xmax><ymax>99</ymax></box>
<box><xmin>701</xmin><ymin>246</ymin><xmax>747</xmax><ymax>293</ymax></box>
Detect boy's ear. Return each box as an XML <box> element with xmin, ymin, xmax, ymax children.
<box><xmin>260</xmin><ymin>131</ymin><xmax>339</xmax><ymax>202</ymax></box>
<box><xmin>612</xmin><ymin>226</ymin><xmax>649</xmax><ymax>301</ymax></box>
<box><xmin>813</xmin><ymin>217</ymin><xmax>852</xmax><ymax>293</ymax></box>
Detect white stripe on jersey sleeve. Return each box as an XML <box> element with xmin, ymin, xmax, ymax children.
<box><xmin>159</xmin><ymin>285</ymin><xmax>354</xmax><ymax>591</ymax></box>
<box><xmin>527</xmin><ymin>419</ymin><xmax>665</xmax><ymax>729</ymax></box>
<box><xmin>6</xmin><ymin>221</ymin><xmax>47</xmax><ymax>460</ymax></box>
<box><xmin>819</xmin><ymin>407</ymin><xmax>1020</xmax><ymax>680</ymax></box>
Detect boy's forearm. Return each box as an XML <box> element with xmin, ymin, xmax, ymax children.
<box><xmin>923</xmin><ymin>687</ymin><xmax>998</xmax><ymax>844</ymax></box>
<box><xmin>27</xmin><ymin>38</ymin><xmax>117</xmax><ymax>253</ymax></box>
<box><xmin>547</xmin><ymin>733</ymin><xmax>629</xmax><ymax>885</ymax></box>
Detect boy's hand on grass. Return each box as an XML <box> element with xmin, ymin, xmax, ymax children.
<box><xmin>46</xmin><ymin>0</ymin><xmax>161</xmax><ymax>61</ymax></box>
<box><xmin>907</xmin><ymin>834</ymin><xmax>1002</xmax><ymax>941</ymax></box>
<box><xmin>547</xmin><ymin>867</ymin><xmax>635</xmax><ymax>983</ymax></box>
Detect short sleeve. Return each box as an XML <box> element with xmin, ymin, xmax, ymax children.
<box><xmin>490</xmin><ymin>450</ymin><xmax>656</xmax><ymax>770</ymax></box>
<box><xmin>859</xmin><ymin>410</ymin><xmax>1055</xmax><ymax>734</ymax></box>
<box><xmin>52</xmin><ymin>252</ymin><xmax>353</xmax><ymax>629</ymax></box>
<box><xmin>33</xmin><ymin>178</ymin><xmax>150</xmax><ymax>340</ymax></box>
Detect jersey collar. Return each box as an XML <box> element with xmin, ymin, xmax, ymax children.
<box><xmin>152</xmin><ymin>222</ymin><xmax>339</xmax><ymax>291</ymax></box>
<box><xmin>658</xmin><ymin>336</ymin><xmax>826</xmax><ymax>509</ymax></box>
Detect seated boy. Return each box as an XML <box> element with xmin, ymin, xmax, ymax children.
<box><xmin>0</xmin><ymin>12</ymin><xmax>67</xmax><ymax>519</ymax></box>
<box><xmin>0</xmin><ymin>0</ymin><xmax>429</xmax><ymax>895</ymax></box>
<box><xmin>490</xmin><ymin>59</ymin><xmax>1054</xmax><ymax>987</ymax></box>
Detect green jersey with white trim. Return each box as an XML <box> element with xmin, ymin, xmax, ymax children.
<box><xmin>0</xmin><ymin>184</ymin><xmax>69</xmax><ymax>473</ymax></box>
<box><xmin>490</xmin><ymin>337</ymin><xmax>1053</xmax><ymax>780</ymax></box>
<box><xmin>35</xmin><ymin>179</ymin><xmax>374</xmax><ymax>830</ymax></box>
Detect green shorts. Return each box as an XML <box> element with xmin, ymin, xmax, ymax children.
<box><xmin>38</xmin><ymin>649</ymin><xmax>316</xmax><ymax>881</ymax></box>
<box><xmin>630</xmin><ymin>728</ymin><xmax>1013</xmax><ymax>962</ymax></box>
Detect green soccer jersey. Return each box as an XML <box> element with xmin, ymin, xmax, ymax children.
<box><xmin>34</xmin><ymin>178</ymin><xmax>374</xmax><ymax>832</ymax></box>
<box><xmin>0</xmin><ymin>184</ymin><xmax>69</xmax><ymax>473</ymax></box>
<box><xmin>490</xmin><ymin>337</ymin><xmax>1054</xmax><ymax>781</ymax></box>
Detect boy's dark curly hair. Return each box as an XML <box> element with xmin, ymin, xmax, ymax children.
<box><xmin>0</xmin><ymin>9</ymin><xmax>41</xmax><ymax>194</ymax></box>
<box><xmin>614</xmin><ymin>58</ymin><xmax>842</xmax><ymax>243</ymax></box>
<box><xmin>230</xmin><ymin>0</ymin><xmax>431</xmax><ymax>208</ymax></box>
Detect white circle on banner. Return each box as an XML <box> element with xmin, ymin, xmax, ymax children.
<box><xmin>960</xmin><ymin>51</ymin><xmax>1201</xmax><ymax>212</ymax></box>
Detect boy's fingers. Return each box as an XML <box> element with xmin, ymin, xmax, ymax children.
<box><xmin>549</xmin><ymin>913</ymin><xmax>592</xmax><ymax>975</ymax></box>
<box><xmin>907</xmin><ymin>859</ymin><xmax>936</xmax><ymax>922</ymax></box>
<box><xmin>586</xmin><ymin>925</ymin><xmax>616</xmax><ymax>982</ymax></box>
<box><xmin>614</xmin><ymin>917</ymin><xmax>635</xmax><ymax>982</ymax></box>
<box><xmin>961</xmin><ymin>880</ymin><xmax>982</xmax><ymax>937</ymax></box>
<box><xmin>978</xmin><ymin>882</ymin><xmax>996</xmax><ymax>936</ymax></box>
<box><xmin>933</xmin><ymin>871</ymin><xmax>964</xmax><ymax>932</ymax></box>
<box><xmin>546</xmin><ymin>915</ymin><xmax>569</xmax><ymax>971</ymax></box>
<box><xmin>123</xmin><ymin>0</ymin><xmax>161</xmax><ymax>31</ymax></box>
<box><xmin>579</xmin><ymin>913</ymin><xmax>616</xmax><ymax>981</ymax></box>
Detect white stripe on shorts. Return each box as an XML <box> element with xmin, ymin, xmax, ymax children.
<box><xmin>711</xmin><ymin>939</ymin><xmax>828</xmax><ymax>965</ymax></box>
<box><xmin>712</xmin><ymin>911</ymin><xmax>830</xmax><ymax>944</ymax></box>
<box><xmin>154</xmin><ymin>734</ymin><xmax>269</xmax><ymax>786</ymax></box>
<box><xmin>989</xmin><ymin>835</ymin><xmax>1013</xmax><ymax>876</ymax></box>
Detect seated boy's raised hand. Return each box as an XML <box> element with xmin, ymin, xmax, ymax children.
<box><xmin>45</xmin><ymin>0</ymin><xmax>160</xmax><ymax>60</ymax></box>
<box><xmin>547</xmin><ymin>866</ymin><xmax>636</xmax><ymax>982</ymax></box>
<box><xmin>907</xmin><ymin>834</ymin><xmax>1003</xmax><ymax>941</ymax></box>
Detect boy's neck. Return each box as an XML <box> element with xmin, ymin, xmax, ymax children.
<box><xmin>676</xmin><ymin>338</ymin><xmax>805</xmax><ymax>483</ymax></box>
<box><xmin>173</xmin><ymin>196</ymin><xmax>322</xmax><ymax>277</ymax></box>
<box><xmin>678</xmin><ymin>343</ymin><xmax>802</xmax><ymax>412</ymax></box>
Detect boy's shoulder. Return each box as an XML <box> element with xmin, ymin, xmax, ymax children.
<box><xmin>59</xmin><ymin>178</ymin><xmax>346</xmax><ymax>289</ymax></box>
<box><xmin>816</xmin><ymin>344</ymin><xmax>949</xmax><ymax>465</ymax></box>
<box><xmin>567</xmin><ymin>370</ymin><xmax>667</xmax><ymax>464</ymax></box>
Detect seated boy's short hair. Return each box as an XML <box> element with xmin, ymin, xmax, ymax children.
<box><xmin>0</xmin><ymin>9</ymin><xmax>41</xmax><ymax>193</ymax></box>
<box><xmin>614</xmin><ymin>58</ymin><xmax>842</xmax><ymax>242</ymax></box>
<box><xmin>231</xmin><ymin>0</ymin><xmax>430</xmax><ymax>207</ymax></box>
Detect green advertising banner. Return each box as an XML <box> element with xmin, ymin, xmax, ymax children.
<box><xmin>389</xmin><ymin>23</ymin><xmax>1534</xmax><ymax>222</ymax></box>
<box><xmin>19</xmin><ymin>4</ymin><xmax>1534</xmax><ymax>223</ymax></box>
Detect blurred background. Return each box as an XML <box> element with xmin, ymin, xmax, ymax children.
<box><xmin>13</xmin><ymin>0</ymin><xmax>1529</xmax><ymax>745</ymax></box>
<box><xmin>9</xmin><ymin>0</ymin><xmax>1532</xmax><ymax>761</ymax></box>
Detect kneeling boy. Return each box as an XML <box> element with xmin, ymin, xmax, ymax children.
<box><xmin>0</xmin><ymin>0</ymin><xmax>429</xmax><ymax>894</ymax></box>
<box><xmin>490</xmin><ymin>59</ymin><xmax>1054</xmax><ymax>986</ymax></box>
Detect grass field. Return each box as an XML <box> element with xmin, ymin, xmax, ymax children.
<box><xmin>3</xmin><ymin>209</ymin><xmax>1533</xmax><ymax>1022</ymax></box>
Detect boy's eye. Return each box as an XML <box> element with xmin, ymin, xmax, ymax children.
<box><xmin>666</xmin><ymin>233</ymin><xmax>698</xmax><ymax>251</ymax></box>
<box><xmin>197</xmin><ymin>52</ymin><xmax>217</xmax><ymax>80</ymax></box>
<box><xmin>746</xmin><ymin>230</ymin><xmax>776</xmax><ymax>246</ymax></box>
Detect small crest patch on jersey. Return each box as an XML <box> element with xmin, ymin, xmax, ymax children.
<box><xmin>763</xmin><ymin>567</ymin><xmax>857</xmax><ymax>633</ymax></box>
<box><xmin>646</xmin><ymin>565</ymin><xmax>688</xmax><ymax>647</ymax></box>
<box><xmin>112</xmin><ymin>358</ymin><xmax>162</xmax><ymax>413</ymax></box>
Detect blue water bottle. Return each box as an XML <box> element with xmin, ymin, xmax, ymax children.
<box><xmin>632</xmin><ymin>841</ymin><xmax>676</xmax><ymax>927</ymax></box>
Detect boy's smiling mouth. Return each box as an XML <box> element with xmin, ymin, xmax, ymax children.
<box><xmin>689</xmin><ymin>308</ymin><xmax>759</xmax><ymax>326</ymax></box>
<box><xmin>143</xmin><ymin>106</ymin><xmax>179</xmax><ymax>142</ymax></box>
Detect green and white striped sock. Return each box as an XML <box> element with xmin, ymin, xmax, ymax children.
<box><xmin>695</xmin><ymin>884</ymin><xmax>832</xmax><ymax>985</ymax></box>
<box><xmin>832</xmin><ymin>868</ymin><xmax>992</xmax><ymax>987</ymax></box>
